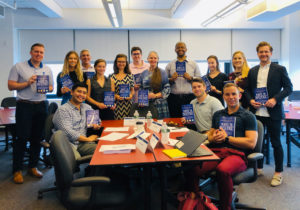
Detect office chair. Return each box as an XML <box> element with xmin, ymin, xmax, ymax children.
<box><xmin>129</xmin><ymin>102</ymin><xmax>159</xmax><ymax>119</ymax></box>
<box><xmin>46</xmin><ymin>130</ymin><xmax>127</xmax><ymax>209</ymax></box>
<box><xmin>0</xmin><ymin>97</ymin><xmax>16</xmax><ymax>151</ymax></box>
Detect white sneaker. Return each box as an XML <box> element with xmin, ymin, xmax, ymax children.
<box><xmin>271</xmin><ymin>174</ymin><xmax>283</xmax><ymax>187</ymax></box>
<box><xmin>257</xmin><ymin>168</ymin><xmax>264</xmax><ymax>176</ymax></box>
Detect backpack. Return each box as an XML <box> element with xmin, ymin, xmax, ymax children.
<box><xmin>178</xmin><ymin>191</ymin><xmax>218</xmax><ymax>210</ymax></box>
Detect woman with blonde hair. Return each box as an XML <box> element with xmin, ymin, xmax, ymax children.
<box><xmin>229</xmin><ymin>51</ymin><xmax>250</xmax><ymax>108</ymax></box>
<box><xmin>140</xmin><ymin>51</ymin><xmax>170</xmax><ymax>119</ymax></box>
<box><xmin>57</xmin><ymin>51</ymin><xmax>84</xmax><ymax>104</ymax></box>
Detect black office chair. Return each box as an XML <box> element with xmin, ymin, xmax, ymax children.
<box><xmin>0</xmin><ymin>97</ymin><xmax>16</xmax><ymax>151</ymax></box>
<box><xmin>231</xmin><ymin>120</ymin><xmax>265</xmax><ymax>210</ymax></box>
<box><xmin>48</xmin><ymin>130</ymin><xmax>127</xmax><ymax>209</ymax></box>
<box><xmin>129</xmin><ymin>102</ymin><xmax>159</xmax><ymax>119</ymax></box>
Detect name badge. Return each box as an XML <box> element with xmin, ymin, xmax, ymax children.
<box><xmin>136</xmin><ymin>136</ymin><xmax>150</xmax><ymax>154</ymax></box>
<box><xmin>148</xmin><ymin>121</ymin><xmax>162</xmax><ymax>133</ymax></box>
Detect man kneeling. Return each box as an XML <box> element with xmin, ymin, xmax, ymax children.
<box><xmin>186</xmin><ymin>83</ymin><xmax>257</xmax><ymax>210</ymax></box>
<box><xmin>53</xmin><ymin>82</ymin><xmax>102</xmax><ymax>157</ymax></box>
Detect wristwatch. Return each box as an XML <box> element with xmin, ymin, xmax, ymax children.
<box><xmin>224</xmin><ymin>137</ymin><xmax>230</xmax><ymax>144</ymax></box>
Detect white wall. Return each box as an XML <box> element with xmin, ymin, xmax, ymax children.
<box><xmin>0</xmin><ymin>9</ymin><xmax>15</xmax><ymax>101</ymax></box>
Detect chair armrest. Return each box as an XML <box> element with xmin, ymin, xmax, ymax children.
<box><xmin>247</xmin><ymin>152</ymin><xmax>264</xmax><ymax>162</ymax></box>
<box><xmin>71</xmin><ymin>176</ymin><xmax>110</xmax><ymax>187</ymax></box>
<box><xmin>76</xmin><ymin>155</ymin><xmax>93</xmax><ymax>164</ymax></box>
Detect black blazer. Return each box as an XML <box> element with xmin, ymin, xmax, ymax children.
<box><xmin>245</xmin><ymin>63</ymin><xmax>293</xmax><ymax>120</ymax></box>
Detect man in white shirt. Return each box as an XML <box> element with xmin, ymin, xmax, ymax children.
<box><xmin>245</xmin><ymin>41</ymin><xmax>293</xmax><ymax>186</ymax></box>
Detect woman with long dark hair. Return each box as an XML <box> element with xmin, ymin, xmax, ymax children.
<box><xmin>111</xmin><ymin>54</ymin><xmax>134</xmax><ymax>119</ymax></box>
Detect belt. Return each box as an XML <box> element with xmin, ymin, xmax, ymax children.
<box><xmin>17</xmin><ymin>99</ymin><xmax>45</xmax><ymax>104</ymax></box>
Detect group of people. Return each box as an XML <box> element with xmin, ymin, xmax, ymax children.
<box><xmin>7</xmin><ymin>40</ymin><xmax>293</xmax><ymax>210</ymax></box>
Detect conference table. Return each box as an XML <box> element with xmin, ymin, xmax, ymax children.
<box><xmin>0</xmin><ymin>107</ymin><xmax>16</xmax><ymax>151</ymax></box>
<box><xmin>285</xmin><ymin>102</ymin><xmax>300</xmax><ymax>167</ymax></box>
<box><xmin>90</xmin><ymin>118</ymin><xmax>219</xmax><ymax>210</ymax></box>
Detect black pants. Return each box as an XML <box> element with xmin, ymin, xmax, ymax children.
<box><xmin>13</xmin><ymin>101</ymin><xmax>48</xmax><ymax>173</ymax></box>
<box><xmin>167</xmin><ymin>93</ymin><xmax>195</xmax><ymax>118</ymax></box>
<box><xmin>256</xmin><ymin>116</ymin><xmax>283</xmax><ymax>172</ymax></box>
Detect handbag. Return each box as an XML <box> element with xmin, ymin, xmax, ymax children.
<box><xmin>177</xmin><ymin>191</ymin><xmax>218</xmax><ymax>210</ymax></box>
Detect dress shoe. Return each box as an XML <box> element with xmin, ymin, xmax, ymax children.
<box><xmin>13</xmin><ymin>171</ymin><xmax>24</xmax><ymax>184</ymax></box>
<box><xmin>28</xmin><ymin>168</ymin><xmax>43</xmax><ymax>178</ymax></box>
<box><xmin>271</xmin><ymin>174</ymin><xmax>283</xmax><ymax>187</ymax></box>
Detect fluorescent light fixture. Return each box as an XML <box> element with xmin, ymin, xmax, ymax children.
<box><xmin>201</xmin><ymin>0</ymin><xmax>249</xmax><ymax>27</ymax></box>
<box><xmin>102</xmin><ymin>0</ymin><xmax>123</xmax><ymax>28</ymax></box>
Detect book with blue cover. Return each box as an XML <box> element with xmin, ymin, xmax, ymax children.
<box><xmin>86</xmin><ymin>110</ymin><xmax>100</xmax><ymax>128</ymax></box>
<box><xmin>119</xmin><ymin>84</ymin><xmax>130</xmax><ymax>98</ymax></box>
<box><xmin>85</xmin><ymin>71</ymin><xmax>95</xmax><ymax>79</ymax></box>
<box><xmin>134</xmin><ymin>73</ymin><xmax>142</xmax><ymax>85</ymax></box>
<box><xmin>138</xmin><ymin>90</ymin><xmax>149</xmax><ymax>107</ymax></box>
<box><xmin>202</xmin><ymin>76</ymin><xmax>211</xmax><ymax>92</ymax></box>
<box><xmin>104</xmin><ymin>91</ymin><xmax>115</xmax><ymax>107</ymax></box>
<box><xmin>255</xmin><ymin>87</ymin><xmax>269</xmax><ymax>104</ymax></box>
<box><xmin>36</xmin><ymin>74</ymin><xmax>49</xmax><ymax>93</ymax></box>
<box><xmin>219</xmin><ymin>116</ymin><xmax>236</xmax><ymax>137</ymax></box>
<box><xmin>181</xmin><ymin>104</ymin><xmax>195</xmax><ymax>124</ymax></box>
<box><xmin>176</xmin><ymin>61</ymin><xmax>186</xmax><ymax>77</ymax></box>
<box><xmin>61</xmin><ymin>74</ymin><xmax>73</xmax><ymax>90</ymax></box>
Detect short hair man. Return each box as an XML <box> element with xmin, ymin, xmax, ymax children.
<box><xmin>245</xmin><ymin>41</ymin><xmax>293</xmax><ymax>186</ymax></box>
<box><xmin>166</xmin><ymin>42</ymin><xmax>201</xmax><ymax>117</ymax></box>
<box><xmin>53</xmin><ymin>82</ymin><xmax>102</xmax><ymax>158</ymax></box>
<box><xmin>186</xmin><ymin>83</ymin><xmax>258</xmax><ymax>210</ymax></box>
<box><xmin>8</xmin><ymin>43</ymin><xmax>54</xmax><ymax>184</ymax></box>
<box><xmin>129</xmin><ymin>46</ymin><xmax>150</xmax><ymax>103</ymax></box>
<box><xmin>80</xmin><ymin>49</ymin><xmax>95</xmax><ymax>79</ymax></box>
<box><xmin>182</xmin><ymin>78</ymin><xmax>223</xmax><ymax>133</ymax></box>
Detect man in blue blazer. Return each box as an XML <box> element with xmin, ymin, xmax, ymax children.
<box><xmin>245</xmin><ymin>41</ymin><xmax>293</xmax><ymax>187</ymax></box>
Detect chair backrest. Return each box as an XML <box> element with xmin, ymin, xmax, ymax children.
<box><xmin>288</xmin><ymin>91</ymin><xmax>300</xmax><ymax>101</ymax></box>
<box><xmin>48</xmin><ymin>102</ymin><xmax>58</xmax><ymax>114</ymax></box>
<box><xmin>1</xmin><ymin>97</ymin><xmax>16</xmax><ymax>107</ymax></box>
<box><xmin>254</xmin><ymin>120</ymin><xmax>264</xmax><ymax>153</ymax></box>
<box><xmin>129</xmin><ymin>103</ymin><xmax>159</xmax><ymax>119</ymax></box>
<box><xmin>44</xmin><ymin>114</ymin><xmax>55</xmax><ymax>143</ymax></box>
<box><xmin>50</xmin><ymin>130</ymin><xmax>78</xmax><ymax>190</ymax></box>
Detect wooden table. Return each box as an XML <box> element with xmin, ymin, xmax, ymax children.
<box><xmin>90</xmin><ymin>118</ymin><xmax>219</xmax><ymax>210</ymax></box>
<box><xmin>0</xmin><ymin>108</ymin><xmax>16</xmax><ymax>151</ymax></box>
<box><xmin>285</xmin><ymin>102</ymin><xmax>300</xmax><ymax>167</ymax></box>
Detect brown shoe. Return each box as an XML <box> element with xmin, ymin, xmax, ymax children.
<box><xmin>28</xmin><ymin>168</ymin><xmax>43</xmax><ymax>178</ymax></box>
<box><xmin>13</xmin><ymin>171</ymin><xmax>24</xmax><ymax>184</ymax></box>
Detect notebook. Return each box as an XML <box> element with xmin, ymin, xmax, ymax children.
<box><xmin>175</xmin><ymin>130</ymin><xmax>211</xmax><ymax>157</ymax></box>
<box><xmin>162</xmin><ymin>149</ymin><xmax>187</xmax><ymax>159</ymax></box>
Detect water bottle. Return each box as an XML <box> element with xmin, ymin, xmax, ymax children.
<box><xmin>161</xmin><ymin>122</ymin><xmax>169</xmax><ymax>144</ymax></box>
<box><xmin>133</xmin><ymin>110</ymin><xmax>139</xmax><ymax>127</ymax></box>
<box><xmin>146</xmin><ymin>111</ymin><xmax>152</xmax><ymax>128</ymax></box>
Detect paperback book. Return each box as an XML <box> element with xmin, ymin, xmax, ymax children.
<box><xmin>202</xmin><ymin>76</ymin><xmax>211</xmax><ymax>92</ymax></box>
<box><xmin>104</xmin><ymin>91</ymin><xmax>115</xmax><ymax>107</ymax></box>
<box><xmin>86</xmin><ymin>110</ymin><xmax>100</xmax><ymax>128</ymax></box>
<box><xmin>181</xmin><ymin>104</ymin><xmax>195</xmax><ymax>124</ymax></box>
<box><xmin>134</xmin><ymin>73</ymin><xmax>142</xmax><ymax>85</ymax></box>
<box><xmin>61</xmin><ymin>74</ymin><xmax>73</xmax><ymax>90</ymax></box>
<box><xmin>119</xmin><ymin>84</ymin><xmax>130</xmax><ymax>98</ymax></box>
<box><xmin>255</xmin><ymin>87</ymin><xmax>269</xmax><ymax>104</ymax></box>
<box><xmin>138</xmin><ymin>90</ymin><xmax>149</xmax><ymax>107</ymax></box>
<box><xmin>176</xmin><ymin>61</ymin><xmax>186</xmax><ymax>77</ymax></box>
<box><xmin>219</xmin><ymin>116</ymin><xmax>236</xmax><ymax>137</ymax></box>
<box><xmin>36</xmin><ymin>74</ymin><xmax>49</xmax><ymax>93</ymax></box>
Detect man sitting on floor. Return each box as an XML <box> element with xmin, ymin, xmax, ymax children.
<box><xmin>186</xmin><ymin>83</ymin><xmax>258</xmax><ymax>210</ymax></box>
<box><xmin>53</xmin><ymin>82</ymin><xmax>102</xmax><ymax>157</ymax></box>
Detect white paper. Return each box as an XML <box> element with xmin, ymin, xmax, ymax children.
<box><xmin>127</xmin><ymin>131</ymin><xmax>151</xmax><ymax>139</ymax></box>
<box><xmin>168</xmin><ymin>138</ymin><xmax>179</xmax><ymax>146</ymax></box>
<box><xmin>98</xmin><ymin>132</ymin><xmax>129</xmax><ymax>141</ymax></box>
<box><xmin>136</xmin><ymin>136</ymin><xmax>149</xmax><ymax>153</ymax></box>
<box><xmin>104</xmin><ymin>127</ymin><xmax>129</xmax><ymax>132</ymax></box>
<box><xmin>148</xmin><ymin>121</ymin><xmax>162</xmax><ymax>133</ymax></box>
<box><xmin>169</xmin><ymin>127</ymin><xmax>189</xmax><ymax>133</ymax></box>
<box><xmin>99</xmin><ymin>144</ymin><xmax>136</xmax><ymax>153</ymax></box>
<box><xmin>124</xmin><ymin>117</ymin><xmax>135</xmax><ymax>126</ymax></box>
<box><xmin>149</xmin><ymin>133</ymin><xmax>160</xmax><ymax>149</ymax></box>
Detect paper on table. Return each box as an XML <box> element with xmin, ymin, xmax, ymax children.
<box><xmin>99</xmin><ymin>144</ymin><xmax>136</xmax><ymax>153</ymax></box>
<box><xmin>98</xmin><ymin>132</ymin><xmax>129</xmax><ymax>141</ymax></box>
<box><xmin>104</xmin><ymin>127</ymin><xmax>129</xmax><ymax>132</ymax></box>
<box><xmin>169</xmin><ymin>127</ymin><xmax>189</xmax><ymax>133</ymax></box>
<box><xmin>168</xmin><ymin>138</ymin><xmax>179</xmax><ymax>146</ymax></box>
<box><xmin>127</xmin><ymin>131</ymin><xmax>151</xmax><ymax>139</ymax></box>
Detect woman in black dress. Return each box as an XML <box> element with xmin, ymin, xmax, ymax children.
<box><xmin>86</xmin><ymin>59</ymin><xmax>115</xmax><ymax>120</ymax></box>
<box><xmin>207</xmin><ymin>55</ymin><xmax>228</xmax><ymax>105</ymax></box>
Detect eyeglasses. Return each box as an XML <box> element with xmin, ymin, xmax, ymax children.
<box><xmin>117</xmin><ymin>61</ymin><xmax>126</xmax><ymax>63</ymax></box>
<box><xmin>132</xmin><ymin>53</ymin><xmax>141</xmax><ymax>56</ymax></box>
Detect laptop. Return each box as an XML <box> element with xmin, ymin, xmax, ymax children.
<box><xmin>175</xmin><ymin>130</ymin><xmax>213</xmax><ymax>157</ymax></box>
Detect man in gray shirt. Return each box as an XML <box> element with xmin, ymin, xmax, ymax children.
<box><xmin>8</xmin><ymin>43</ymin><xmax>54</xmax><ymax>184</ymax></box>
<box><xmin>182</xmin><ymin>78</ymin><xmax>223</xmax><ymax>133</ymax></box>
<box><xmin>53</xmin><ymin>82</ymin><xmax>102</xmax><ymax>157</ymax></box>
<box><xmin>166</xmin><ymin>42</ymin><xmax>201</xmax><ymax>117</ymax></box>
